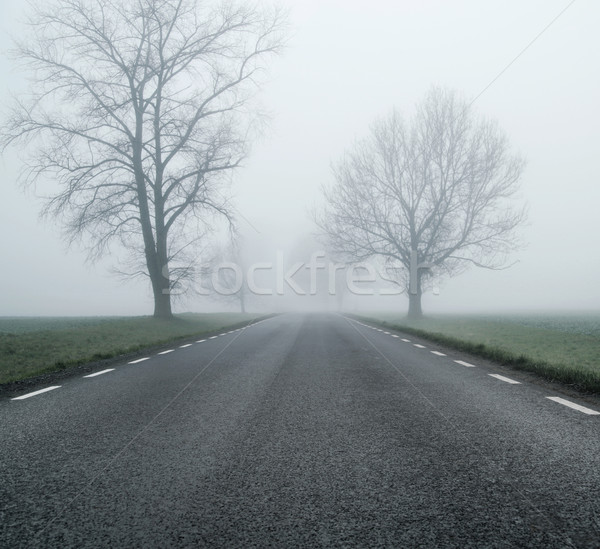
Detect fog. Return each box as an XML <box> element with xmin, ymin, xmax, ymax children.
<box><xmin>1</xmin><ymin>0</ymin><xmax>598</xmax><ymax>316</ymax></box>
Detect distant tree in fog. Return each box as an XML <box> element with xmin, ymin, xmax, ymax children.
<box><xmin>209</xmin><ymin>238</ymin><xmax>248</xmax><ymax>313</ymax></box>
<box><xmin>317</xmin><ymin>87</ymin><xmax>526</xmax><ymax>318</ymax></box>
<box><xmin>2</xmin><ymin>0</ymin><xmax>287</xmax><ymax>319</ymax></box>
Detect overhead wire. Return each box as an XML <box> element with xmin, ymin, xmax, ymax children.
<box><xmin>469</xmin><ymin>0</ymin><xmax>578</xmax><ymax>106</ymax></box>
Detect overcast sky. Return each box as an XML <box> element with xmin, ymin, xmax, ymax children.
<box><xmin>1</xmin><ymin>0</ymin><xmax>598</xmax><ymax>316</ymax></box>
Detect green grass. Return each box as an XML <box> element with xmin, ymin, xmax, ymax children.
<box><xmin>355</xmin><ymin>312</ymin><xmax>600</xmax><ymax>394</ymax></box>
<box><xmin>0</xmin><ymin>313</ymin><xmax>262</xmax><ymax>385</ymax></box>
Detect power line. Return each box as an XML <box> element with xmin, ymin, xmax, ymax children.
<box><xmin>217</xmin><ymin>2</ymin><xmax>580</xmax><ymax>238</ymax></box>
<box><xmin>235</xmin><ymin>208</ymin><xmax>262</xmax><ymax>234</ymax></box>
<box><xmin>470</xmin><ymin>0</ymin><xmax>578</xmax><ymax>106</ymax></box>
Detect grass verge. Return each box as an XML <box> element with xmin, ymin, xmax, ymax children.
<box><xmin>351</xmin><ymin>313</ymin><xmax>600</xmax><ymax>394</ymax></box>
<box><xmin>0</xmin><ymin>313</ymin><xmax>263</xmax><ymax>385</ymax></box>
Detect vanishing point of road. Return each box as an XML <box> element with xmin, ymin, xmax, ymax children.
<box><xmin>1</xmin><ymin>314</ymin><xmax>599</xmax><ymax>548</ymax></box>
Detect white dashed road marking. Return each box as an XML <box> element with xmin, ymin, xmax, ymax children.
<box><xmin>345</xmin><ymin>316</ymin><xmax>600</xmax><ymax>418</ymax></box>
<box><xmin>454</xmin><ymin>360</ymin><xmax>476</xmax><ymax>368</ymax></box>
<box><xmin>546</xmin><ymin>397</ymin><xmax>600</xmax><ymax>416</ymax></box>
<box><xmin>9</xmin><ymin>322</ymin><xmax>255</xmax><ymax>402</ymax></box>
<box><xmin>128</xmin><ymin>357</ymin><xmax>150</xmax><ymax>364</ymax></box>
<box><xmin>489</xmin><ymin>374</ymin><xmax>521</xmax><ymax>385</ymax></box>
<box><xmin>11</xmin><ymin>386</ymin><xmax>61</xmax><ymax>401</ymax></box>
<box><xmin>84</xmin><ymin>369</ymin><xmax>115</xmax><ymax>378</ymax></box>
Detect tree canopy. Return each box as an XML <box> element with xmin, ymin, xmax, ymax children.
<box><xmin>2</xmin><ymin>0</ymin><xmax>287</xmax><ymax>317</ymax></box>
<box><xmin>318</xmin><ymin>87</ymin><xmax>526</xmax><ymax>317</ymax></box>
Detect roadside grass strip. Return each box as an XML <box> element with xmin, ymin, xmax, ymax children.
<box><xmin>488</xmin><ymin>374</ymin><xmax>521</xmax><ymax>385</ymax></box>
<box><xmin>0</xmin><ymin>313</ymin><xmax>262</xmax><ymax>385</ymax></box>
<box><xmin>83</xmin><ymin>369</ymin><xmax>114</xmax><ymax>378</ymax></box>
<box><xmin>129</xmin><ymin>357</ymin><xmax>150</xmax><ymax>364</ymax></box>
<box><xmin>546</xmin><ymin>397</ymin><xmax>600</xmax><ymax>416</ymax></box>
<box><xmin>454</xmin><ymin>360</ymin><xmax>476</xmax><ymax>368</ymax></box>
<box><xmin>11</xmin><ymin>386</ymin><xmax>61</xmax><ymax>401</ymax></box>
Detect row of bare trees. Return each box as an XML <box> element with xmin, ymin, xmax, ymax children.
<box><xmin>2</xmin><ymin>0</ymin><xmax>526</xmax><ymax>319</ymax></box>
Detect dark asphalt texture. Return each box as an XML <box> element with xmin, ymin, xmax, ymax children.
<box><xmin>1</xmin><ymin>313</ymin><xmax>599</xmax><ymax>548</ymax></box>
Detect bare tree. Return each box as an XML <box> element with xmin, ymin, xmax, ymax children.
<box><xmin>208</xmin><ymin>237</ymin><xmax>248</xmax><ymax>313</ymax></box>
<box><xmin>317</xmin><ymin>87</ymin><xmax>526</xmax><ymax>318</ymax></box>
<box><xmin>2</xmin><ymin>0</ymin><xmax>287</xmax><ymax>318</ymax></box>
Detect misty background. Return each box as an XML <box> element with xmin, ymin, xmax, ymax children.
<box><xmin>1</xmin><ymin>0</ymin><xmax>598</xmax><ymax>316</ymax></box>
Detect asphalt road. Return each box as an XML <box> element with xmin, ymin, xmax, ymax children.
<box><xmin>1</xmin><ymin>313</ymin><xmax>600</xmax><ymax>548</ymax></box>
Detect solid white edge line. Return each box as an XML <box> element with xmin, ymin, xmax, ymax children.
<box><xmin>11</xmin><ymin>386</ymin><xmax>61</xmax><ymax>401</ymax></box>
<box><xmin>431</xmin><ymin>351</ymin><xmax>446</xmax><ymax>356</ymax></box>
<box><xmin>488</xmin><ymin>373</ymin><xmax>521</xmax><ymax>385</ymax></box>
<box><xmin>546</xmin><ymin>396</ymin><xmax>600</xmax><ymax>416</ymax></box>
<box><xmin>158</xmin><ymin>349</ymin><xmax>174</xmax><ymax>355</ymax></box>
<box><xmin>128</xmin><ymin>357</ymin><xmax>150</xmax><ymax>364</ymax></box>
<box><xmin>179</xmin><ymin>344</ymin><xmax>192</xmax><ymax>348</ymax></box>
<box><xmin>84</xmin><ymin>369</ymin><xmax>115</xmax><ymax>378</ymax></box>
<box><xmin>454</xmin><ymin>360</ymin><xmax>476</xmax><ymax>368</ymax></box>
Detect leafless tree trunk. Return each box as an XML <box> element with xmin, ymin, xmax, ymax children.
<box><xmin>2</xmin><ymin>0</ymin><xmax>287</xmax><ymax>318</ymax></box>
<box><xmin>318</xmin><ymin>87</ymin><xmax>526</xmax><ymax>319</ymax></box>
